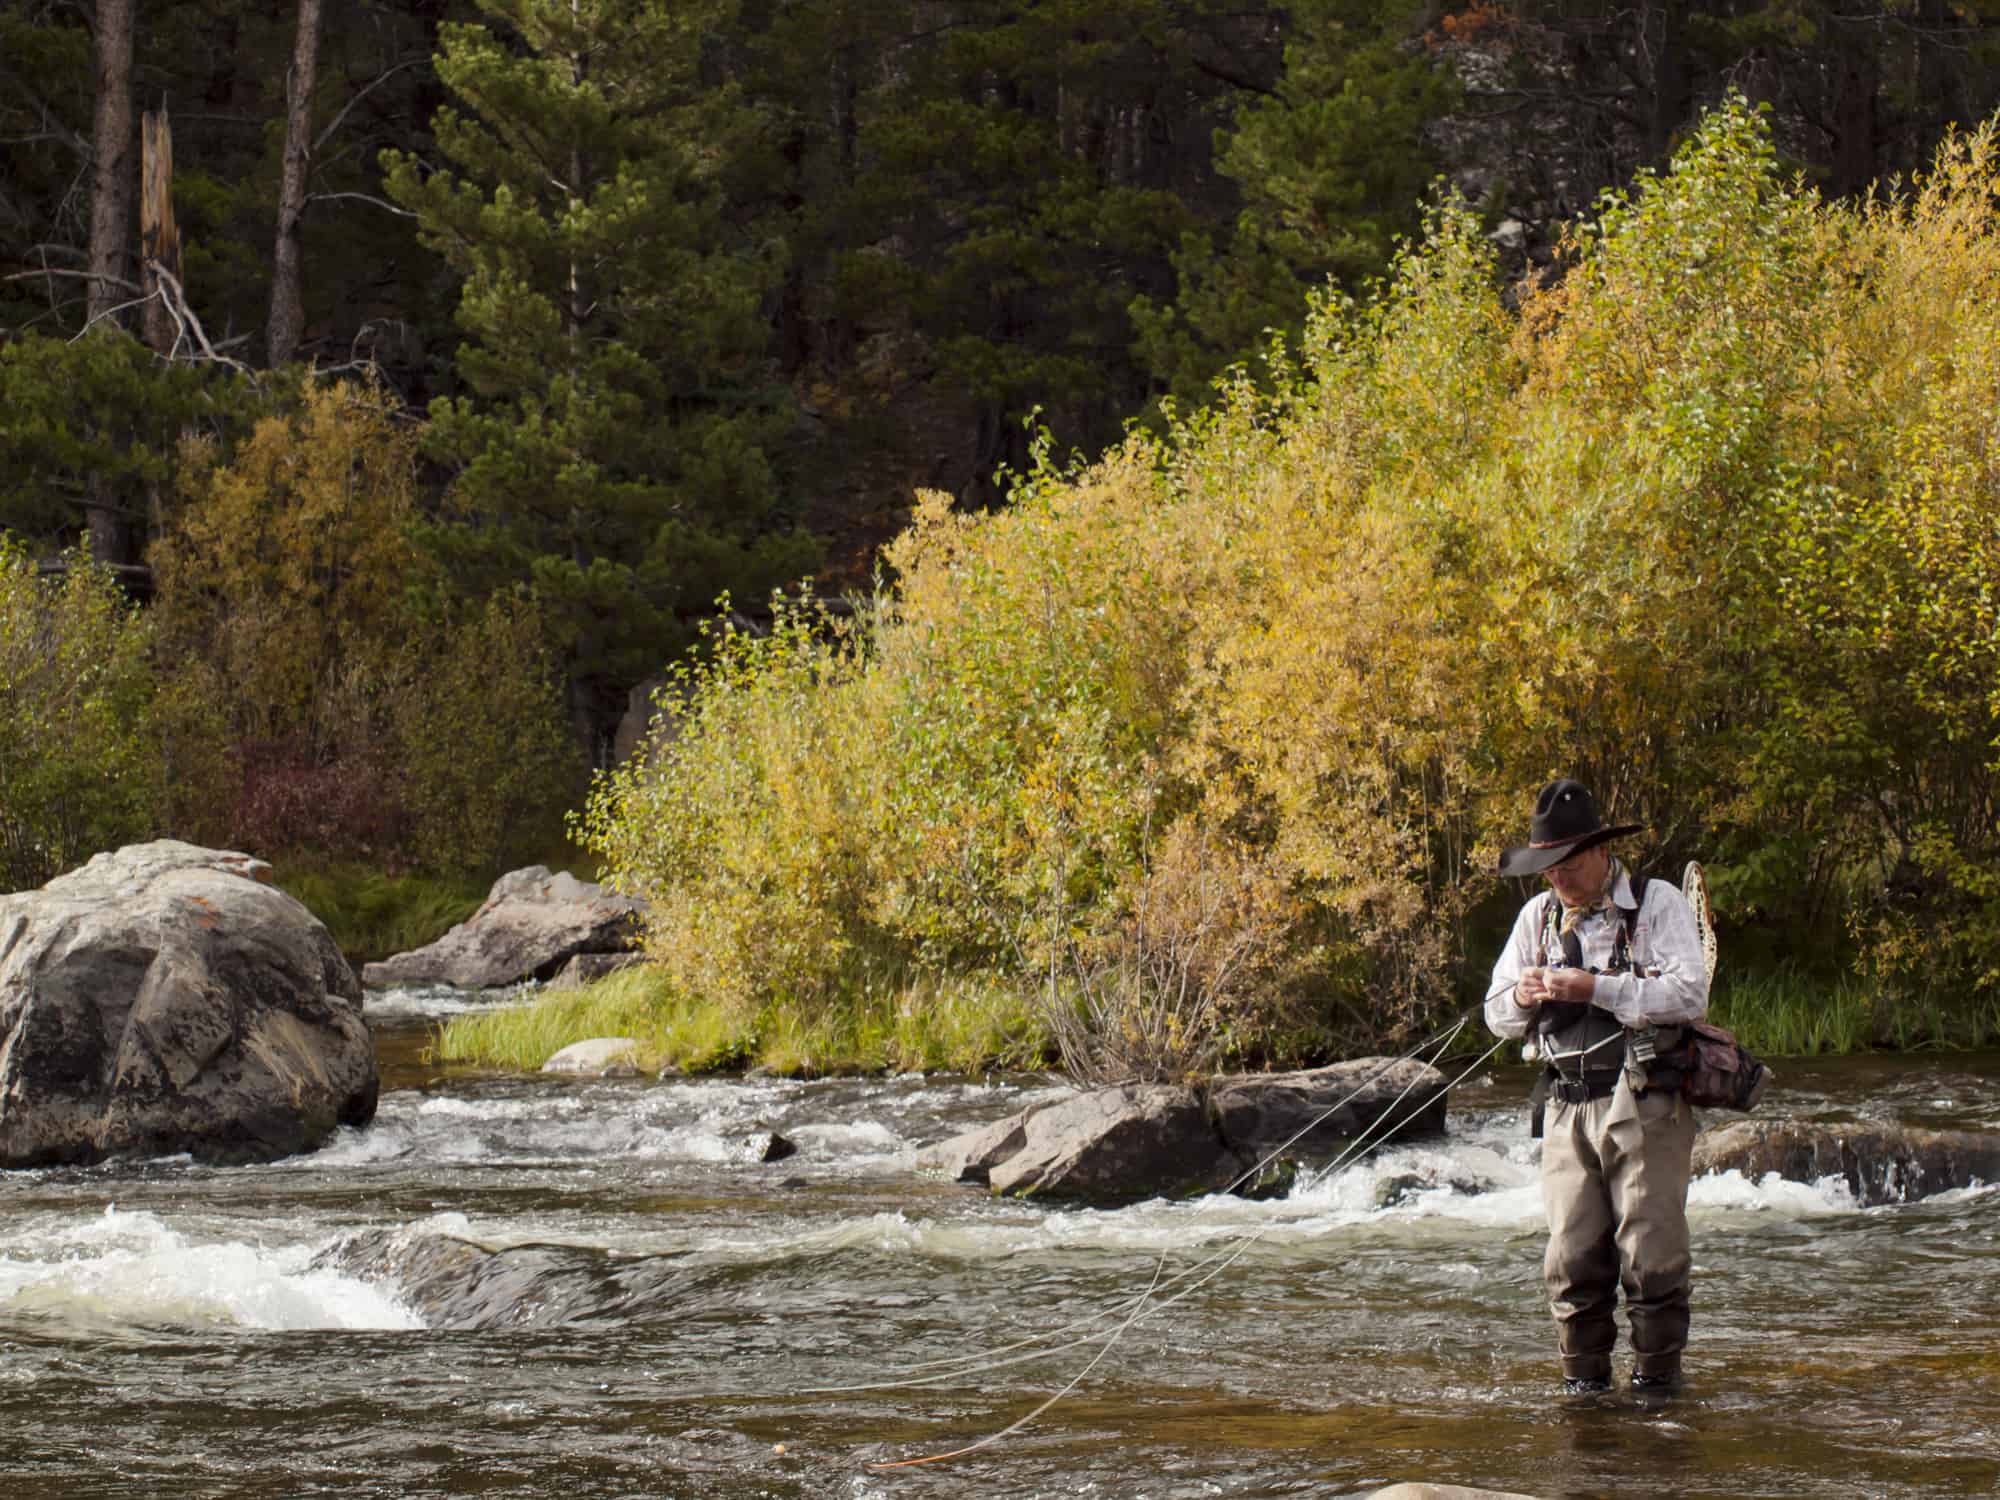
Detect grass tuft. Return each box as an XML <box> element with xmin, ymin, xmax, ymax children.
<box><xmin>1710</xmin><ymin>963</ymin><xmax>2000</xmax><ymax>1055</ymax></box>
<box><xmin>428</xmin><ymin>963</ymin><xmax>1051</xmax><ymax>1076</ymax></box>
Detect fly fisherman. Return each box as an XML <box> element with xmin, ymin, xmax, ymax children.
<box><xmin>1485</xmin><ymin>778</ymin><xmax>1711</xmax><ymax>1397</ymax></box>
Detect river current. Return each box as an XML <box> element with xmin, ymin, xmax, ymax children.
<box><xmin>2</xmin><ymin>984</ymin><xmax>1995</xmax><ymax>1498</ymax></box>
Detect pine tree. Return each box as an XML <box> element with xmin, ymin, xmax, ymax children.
<box><xmin>384</xmin><ymin>0</ymin><xmax>815</xmax><ymax>750</ymax></box>
<box><xmin>1132</xmin><ymin>0</ymin><xmax>1457</xmax><ymax>407</ymax></box>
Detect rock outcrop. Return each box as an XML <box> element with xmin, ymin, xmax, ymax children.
<box><xmin>361</xmin><ymin>866</ymin><xmax>643</xmax><ymax>989</ymax></box>
<box><xmin>0</xmin><ymin>841</ymin><xmax>377</xmax><ymax>1167</ymax></box>
<box><xmin>1693</xmin><ymin>1119</ymin><xmax>2000</xmax><ymax>1206</ymax></box>
<box><xmin>917</xmin><ymin>1058</ymin><xmax>1449</xmax><ymax>1205</ymax></box>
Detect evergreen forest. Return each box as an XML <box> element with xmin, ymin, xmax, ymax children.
<box><xmin>3</xmin><ymin>0</ymin><xmax>1999</xmax><ymax>1064</ymax></box>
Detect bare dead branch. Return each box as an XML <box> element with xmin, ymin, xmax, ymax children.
<box><xmin>1</xmin><ymin>265</ymin><xmax>141</xmax><ymax>292</ymax></box>
<box><xmin>303</xmin><ymin>190</ymin><xmax>417</xmax><ymax>217</ymax></box>
<box><xmin>144</xmin><ymin>258</ymin><xmax>259</xmax><ymax>381</ymax></box>
<box><xmin>313</xmin><ymin>59</ymin><xmax>425</xmax><ymax>154</ymax></box>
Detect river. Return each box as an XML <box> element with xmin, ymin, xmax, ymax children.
<box><xmin>2</xmin><ymin>984</ymin><xmax>1995</xmax><ymax>1498</ymax></box>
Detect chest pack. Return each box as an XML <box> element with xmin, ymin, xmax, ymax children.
<box><xmin>1526</xmin><ymin>867</ymin><xmax>1770</xmax><ymax>1135</ymax></box>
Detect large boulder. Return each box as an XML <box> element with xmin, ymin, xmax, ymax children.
<box><xmin>914</xmin><ymin>1103</ymin><xmax>1053</xmax><ymax>1185</ymax></box>
<box><xmin>984</xmin><ymin>1083</ymin><xmax>1246</xmax><ymax>1204</ymax></box>
<box><xmin>361</xmin><ymin>866</ymin><xmax>643</xmax><ymax>989</ymax></box>
<box><xmin>917</xmin><ymin>1057</ymin><xmax>1450</xmax><ymax>1206</ymax></box>
<box><xmin>0</xmin><ymin>841</ymin><xmax>377</xmax><ymax>1167</ymax></box>
<box><xmin>1693</xmin><ymin>1119</ymin><xmax>2000</xmax><ymax>1206</ymax></box>
<box><xmin>1208</xmin><ymin>1058</ymin><xmax>1449</xmax><ymax>1158</ymax></box>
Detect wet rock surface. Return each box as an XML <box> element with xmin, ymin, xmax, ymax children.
<box><xmin>918</xmin><ymin>1058</ymin><xmax>1449</xmax><ymax>1205</ymax></box>
<box><xmin>313</xmin><ymin>1228</ymin><xmax>697</xmax><ymax>1330</ymax></box>
<box><xmin>1209</xmin><ymin>1058</ymin><xmax>1450</xmax><ymax>1157</ymax></box>
<box><xmin>1693</xmin><ymin>1118</ymin><xmax>2000</xmax><ymax>1205</ymax></box>
<box><xmin>0</xmin><ymin>841</ymin><xmax>377</xmax><ymax>1167</ymax></box>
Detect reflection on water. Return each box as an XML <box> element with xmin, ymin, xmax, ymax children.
<box><xmin>0</xmin><ymin>994</ymin><xmax>1994</xmax><ymax>1498</ymax></box>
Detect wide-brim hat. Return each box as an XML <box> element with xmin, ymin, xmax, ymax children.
<box><xmin>1497</xmin><ymin>778</ymin><xmax>1644</xmax><ymax>878</ymax></box>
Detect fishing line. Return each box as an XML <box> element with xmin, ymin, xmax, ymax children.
<box><xmin>795</xmin><ymin>1014</ymin><xmax>1478</xmax><ymax>1400</ymax></box>
<box><xmin>869</xmin><ymin>866</ymin><xmax>1713</xmax><ymax>1464</ymax></box>
<box><xmin>866</xmin><ymin>1021</ymin><xmax>1512</xmax><ymax>1469</ymax></box>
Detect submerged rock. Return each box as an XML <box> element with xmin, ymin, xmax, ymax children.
<box><xmin>315</xmin><ymin>1228</ymin><xmax>693</xmax><ymax>1330</ymax></box>
<box><xmin>916</xmin><ymin>1057</ymin><xmax>1450</xmax><ymax>1206</ymax></box>
<box><xmin>0</xmin><ymin>841</ymin><xmax>377</xmax><ymax>1167</ymax></box>
<box><xmin>1693</xmin><ymin>1119</ymin><xmax>2000</xmax><ymax>1206</ymax></box>
<box><xmin>360</xmin><ymin>866</ymin><xmax>643</xmax><ymax>989</ymax></box>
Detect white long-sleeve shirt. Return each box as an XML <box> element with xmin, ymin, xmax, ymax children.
<box><xmin>1483</xmin><ymin>863</ymin><xmax>1711</xmax><ymax>1040</ymax></box>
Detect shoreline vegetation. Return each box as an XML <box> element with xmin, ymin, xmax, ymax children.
<box><xmin>427</xmin><ymin>964</ymin><xmax>1050</xmax><ymax>1078</ymax></box>
<box><xmin>427</xmin><ymin>960</ymin><xmax>2000</xmax><ymax>1079</ymax></box>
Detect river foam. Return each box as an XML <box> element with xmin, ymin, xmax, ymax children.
<box><xmin>0</xmin><ymin>1205</ymin><xmax>423</xmax><ymax>1333</ymax></box>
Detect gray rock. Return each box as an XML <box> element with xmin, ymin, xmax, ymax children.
<box><xmin>612</xmin><ymin>672</ymin><xmax>682</xmax><ymax>768</ymax></box>
<box><xmin>317</xmin><ymin>1228</ymin><xmax>712</xmax><ymax>1330</ymax></box>
<box><xmin>1209</xmin><ymin>1058</ymin><xmax>1449</xmax><ymax>1158</ymax></box>
<box><xmin>547</xmin><ymin>951</ymin><xmax>646</xmax><ymax>989</ymax></box>
<box><xmin>1693</xmin><ymin>1119</ymin><xmax>2000</xmax><ymax>1206</ymax></box>
<box><xmin>742</xmin><ymin>1129</ymin><xmax>796</xmax><ymax>1163</ymax></box>
<box><xmin>541</xmin><ymin>1038</ymin><xmax>641</xmax><ymax>1077</ymax></box>
<box><xmin>914</xmin><ymin>1104</ymin><xmax>1050</xmax><ymax>1185</ymax></box>
<box><xmin>0</xmin><ymin>841</ymin><xmax>377</xmax><ymax>1167</ymax></box>
<box><xmin>1362</xmin><ymin>1486</ymin><xmax>1548</xmax><ymax>1500</ymax></box>
<box><xmin>361</xmin><ymin>866</ymin><xmax>643</xmax><ymax>989</ymax></box>
<box><xmin>916</xmin><ymin>1056</ymin><xmax>1450</xmax><ymax>1205</ymax></box>
<box><xmin>985</xmin><ymin>1083</ymin><xmax>1245</xmax><ymax>1204</ymax></box>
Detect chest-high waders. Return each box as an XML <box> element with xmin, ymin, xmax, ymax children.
<box><xmin>1525</xmin><ymin>875</ymin><xmax>1699</xmax><ymax>1390</ymax></box>
<box><xmin>1525</xmin><ymin>876</ymin><xmax>1686</xmax><ymax>1138</ymax></box>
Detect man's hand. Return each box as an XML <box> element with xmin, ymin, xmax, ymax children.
<box><xmin>1515</xmin><ymin>966</ymin><xmax>1596</xmax><ymax>1010</ymax></box>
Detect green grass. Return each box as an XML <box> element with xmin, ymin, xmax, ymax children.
<box><xmin>1710</xmin><ymin>963</ymin><xmax>2000</xmax><ymax>1055</ymax></box>
<box><xmin>429</xmin><ymin>963</ymin><xmax>1051</xmax><ymax>1076</ymax></box>
<box><xmin>277</xmin><ymin>861</ymin><xmax>490</xmax><ymax>963</ymax></box>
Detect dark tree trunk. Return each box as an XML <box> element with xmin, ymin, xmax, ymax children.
<box><xmin>87</xmin><ymin>0</ymin><xmax>138</xmax><ymax>567</ymax></box>
<box><xmin>1645</xmin><ymin>0</ymin><xmax>1691</xmax><ymax>164</ymax></box>
<box><xmin>87</xmin><ymin>0</ymin><xmax>136</xmax><ymax>327</ymax></box>
<box><xmin>269</xmin><ymin>0</ymin><xmax>326</xmax><ymax>369</ymax></box>
<box><xmin>1828</xmin><ymin>52</ymin><xmax>1879</xmax><ymax>197</ymax></box>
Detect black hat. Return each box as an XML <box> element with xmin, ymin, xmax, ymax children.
<box><xmin>1496</xmin><ymin>779</ymin><xmax>1643</xmax><ymax>878</ymax></box>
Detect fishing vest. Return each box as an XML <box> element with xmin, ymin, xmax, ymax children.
<box><xmin>1527</xmin><ymin>874</ymin><xmax>1683</xmax><ymax>1135</ymax></box>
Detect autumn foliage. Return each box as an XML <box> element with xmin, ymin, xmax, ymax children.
<box><xmin>585</xmin><ymin>103</ymin><xmax>2000</xmax><ymax>1066</ymax></box>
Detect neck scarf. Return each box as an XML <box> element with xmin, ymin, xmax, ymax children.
<box><xmin>1559</xmin><ymin>856</ymin><xmax>1621</xmax><ymax>937</ymax></box>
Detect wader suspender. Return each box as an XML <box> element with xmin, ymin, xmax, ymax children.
<box><xmin>1527</xmin><ymin>876</ymin><xmax>1650</xmax><ymax>1138</ymax></box>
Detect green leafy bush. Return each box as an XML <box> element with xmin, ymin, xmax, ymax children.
<box><xmin>153</xmin><ymin>378</ymin><xmax>585</xmax><ymax>874</ymax></box>
<box><xmin>0</xmin><ymin>542</ymin><xmax>163</xmax><ymax>891</ymax></box>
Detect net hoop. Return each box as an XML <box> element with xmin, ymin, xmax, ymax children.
<box><xmin>1682</xmin><ymin>860</ymin><xmax>1717</xmax><ymax>978</ymax></box>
